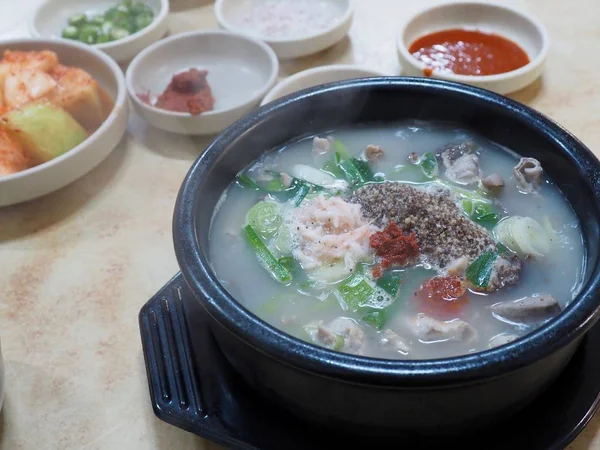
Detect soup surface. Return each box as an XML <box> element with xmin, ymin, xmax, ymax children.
<box><xmin>209</xmin><ymin>122</ymin><xmax>584</xmax><ymax>360</ymax></box>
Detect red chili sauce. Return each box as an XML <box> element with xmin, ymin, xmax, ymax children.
<box><xmin>408</xmin><ymin>29</ymin><xmax>530</xmax><ymax>76</ymax></box>
<box><xmin>370</xmin><ymin>221</ymin><xmax>420</xmax><ymax>278</ymax></box>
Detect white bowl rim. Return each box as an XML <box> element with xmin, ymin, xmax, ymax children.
<box><xmin>214</xmin><ymin>0</ymin><xmax>354</xmax><ymax>44</ymax></box>
<box><xmin>28</xmin><ymin>0</ymin><xmax>170</xmax><ymax>51</ymax></box>
<box><xmin>396</xmin><ymin>0</ymin><xmax>550</xmax><ymax>83</ymax></box>
<box><xmin>261</xmin><ymin>64</ymin><xmax>389</xmax><ymax>105</ymax></box>
<box><xmin>125</xmin><ymin>29</ymin><xmax>280</xmax><ymax>119</ymax></box>
<box><xmin>0</xmin><ymin>37</ymin><xmax>127</xmax><ymax>184</ymax></box>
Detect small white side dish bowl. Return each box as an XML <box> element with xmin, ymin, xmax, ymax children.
<box><xmin>261</xmin><ymin>64</ymin><xmax>389</xmax><ymax>105</ymax></box>
<box><xmin>126</xmin><ymin>30</ymin><xmax>279</xmax><ymax>135</ymax></box>
<box><xmin>29</xmin><ymin>0</ymin><xmax>169</xmax><ymax>62</ymax></box>
<box><xmin>396</xmin><ymin>1</ymin><xmax>549</xmax><ymax>95</ymax></box>
<box><xmin>215</xmin><ymin>0</ymin><xmax>353</xmax><ymax>59</ymax></box>
<box><xmin>0</xmin><ymin>38</ymin><xmax>128</xmax><ymax>207</ymax></box>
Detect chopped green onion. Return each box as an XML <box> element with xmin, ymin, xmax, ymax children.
<box><xmin>110</xmin><ymin>27</ymin><xmax>130</xmax><ymax>40</ymax></box>
<box><xmin>376</xmin><ymin>271</ymin><xmax>402</xmax><ymax>297</ymax></box>
<box><xmin>332</xmin><ymin>139</ymin><xmax>351</xmax><ymax>160</ymax></box>
<box><xmin>290</xmin><ymin>180</ymin><xmax>311</xmax><ymax>206</ymax></box>
<box><xmin>247</xmin><ymin>201</ymin><xmax>282</xmax><ymax>237</ymax></box>
<box><xmin>339</xmin><ymin>158</ymin><xmax>374</xmax><ymax>186</ymax></box>
<box><xmin>61</xmin><ymin>26</ymin><xmax>79</xmax><ymax>40</ymax></box>
<box><xmin>96</xmin><ymin>32</ymin><xmax>112</xmax><ymax>43</ymax></box>
<box><xmin>466</xmin><ymin>250</ymin><xmax>497</xmax><ymax>288</ymax></box>
<box><xmin>131</xmin><ymin>2</ymin><xmax>154</xmax><ymax>16</ymax></box>
<box><xmin>68</xmin><ymin>13</ymin><xmax>87</xmax><ymax>26</ymax></box>
<box><xmin>338</xmin><ymin>271</ymin><xmax>375</xmax><ymax>311</ymax></box>
<box><xmin>420</xmin><ymin>152</ymin><xmax>438</xmax><ymax>178</ymax></box>
<box><xmin>243</xmin><ymin>225</ymin><xmax>292</xmax><ymax>284</ymax></box>
<box><xmin>78</xmin><ymin>25</ymin><xmax>100</xmax><ymax>44</ymax></box>
<box><xmin>277</xmin><ymin>256</ymin><xmax>295</xmax><ymax>273</ymax></box>
<box><xmin>362</xmin><ymin>309</ymin><xmax>387</xmax><ymax>330</ymax></box>
<box><xmin>89</xmin><ymin>14</ymin><xmax>105</xmax><ymax>26</ymax></box>
<box><xmin>236</xmin><ymin>174</ymin><xmax>260</xmax><ymax>190</ymax></box>
<box><xmin>134</xmin><ymin>13</ymin><xmax>153</xmax><ymax>31</ymax></box>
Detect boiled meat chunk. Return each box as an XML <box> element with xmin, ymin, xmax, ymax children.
<box><xmin>408</xmin><ymin>314</ymin><xmax>477</xmax><ymax>343</ymax></box>
<box><xmin>380</xmin><ymin>329</ymin><xmax>410</xmax><ymax>355</ymax></box>
<box><xmin>513</xmin><ymin>157</ymin><xmax>543</xmax><ymax>193</ymax></box>
<box><xmin>306</xmin><ymin>317</ymin><xmax>365</xmax><ymax>355</ymax></box>
<box><xmin>490</xmin><ymin>294</ymin><xmax>560</xmax><ymax>324</ymax></box>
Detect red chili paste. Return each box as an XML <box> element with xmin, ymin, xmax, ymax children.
<box><xmin>370</xmin><ymin>221</ymin><xmax>420</xmax><ymax>277</ymax></box>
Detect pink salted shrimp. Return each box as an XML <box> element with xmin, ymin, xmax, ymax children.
<box><xmin>289</xmin><ymin>195</ymin><xmax>380</xmax><ymax>278</ymax></box>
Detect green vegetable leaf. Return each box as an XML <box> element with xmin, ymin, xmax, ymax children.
<box><xmin>462</xmin><ymin>200</ymin><xmax>499</xmax><ymax>226</ymax></box>
<box><xmin>466</xmin><ymin>250</ymin><xmax>498</xmax><ymax>288</ymax></box>
<box><xmin>332</xmin><ymin>139</ymin><xmax>351</xmax><ymax>160</ymax></box>
<box><xmin>362</xmin><ymin>309</ymin><xmax>387</xmax><ymax>330</ymax></box>
<box><xmin>236</xmin><ymin>174</ymin><xmax>260</xmax><ymax>190</ymax></box>
<box><xmin>243</xmin><ymin>225</ymin><xmax>292</xmax><ymax>284</ymax></box>
<box><xmin>322</xmin><ymin>160</ymin><xmax>346</xmax><ymax>179</ymax></box>
<box><xmin>420</xmin><ymin>152</ymin><xmax>438</xmax><ymax>178</ymax></box>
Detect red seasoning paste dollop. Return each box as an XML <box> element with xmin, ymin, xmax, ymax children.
<box><xmin>370</xmin><ymin>221</ymin><xmax>420</xmax><ymax>278</ymax></box>
<box><xmin>409</xmin><ymin>29</ymin><xmax>530</xmax><ymax>76</ymax></box>
<box><xmin>139</xmin><ymin>68</ymin><xmax>215</xmax><ymax>115</ymax></box>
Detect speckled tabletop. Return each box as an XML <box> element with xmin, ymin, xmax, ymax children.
<box><xmin>0</xmin><ymin>0</ymin><xmax>598</xmax><ymax>448</ymax></box>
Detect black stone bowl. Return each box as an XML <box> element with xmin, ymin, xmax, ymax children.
<box><xmin>168</xmin><ymin>78</ymin><xmax>600</xmax><ymax>436</ymax></box>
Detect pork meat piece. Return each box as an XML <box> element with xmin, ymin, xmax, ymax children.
<box><xmin>482</xmin><ymin>173</ymin><xmax>505</xmax><ymax>192</ymax></box>
<box><xmin>365</xmin><ymin>144</ymin><xmax>384</xmax><ymax>161</ymax></box>
<box><xmin>380</xmin><ymin>329</ymin><xmax>410</xmax><ymax>354</ymax></box>
<box><xmin>513</xmin><ymin>157</ymin><xmax>543</xmax><ymax>193</ymax></box>
<box><xmin>490</xmin><ymin>294</ymin><xmax>560</xmax><ymax>323</ymax></box>
<box><xmin>306</xmin><ymin>317</ymin><xmax>365</xmax><ymax>355</ymax></box>
<box><xmin>408</xmin><ymin>314</ymin><xmax>477</xmax><ymax>343</ymax></box>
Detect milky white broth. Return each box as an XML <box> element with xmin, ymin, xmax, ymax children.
<box><xmin>208</xmin><ymin>122</ymin><xmax>584</xmax><ymax>360</ymax></box>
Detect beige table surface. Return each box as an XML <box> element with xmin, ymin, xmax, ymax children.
<box><xmin>0</xmin><ymin>0</ymin><xmax>599</xmax><ymax>448</ymax></box>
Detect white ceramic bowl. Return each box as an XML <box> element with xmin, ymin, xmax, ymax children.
<box><xmin>397</xmin><ymin>1</ymin><xmax>549</xmax><ymax>94</ymax></box>
<box><xmin>261</xmin><ymin>64</ymin><xmax>389</xmax><ymax>105</ymax></box>
<box><xmin>215</xmin><ymin>0</ymin><xmax>353</xmax><ymax>59</ymax></box>
<box><xmin>126</xmin><ymin>30</ymin><xmax>279</xmax><ymax>135</ymax></box>
<box><xmin>0</xmin><ymin>38</ymin><xmax>128</xmax><ymax>207</ymax></box>
<box><xmin>29</xmin><ymin>0</ymin><xmax>169</xmax><ymax>62</ymax></box>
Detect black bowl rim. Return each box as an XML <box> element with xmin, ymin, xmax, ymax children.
<box><xmin>173</xmin><ymin>77</ymin><xmax>600</xmax><ymax>386</ymax></box>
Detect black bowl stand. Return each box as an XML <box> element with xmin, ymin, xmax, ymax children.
<box><xmin>139</xmin><ymin>273</ymin><xmax>600</xmax><ymax>449</ymax></box>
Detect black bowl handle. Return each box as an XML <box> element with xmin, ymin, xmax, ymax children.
<box><xmin>139</xmin><ymin>273</ymin><xmax>208</xmax><ymax>433</ymax></box>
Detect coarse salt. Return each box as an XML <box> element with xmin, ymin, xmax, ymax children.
<box><xmin>232</xmin><ymin>0</ymin><xmax>343</xmax><ymax>39</ymax></box>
